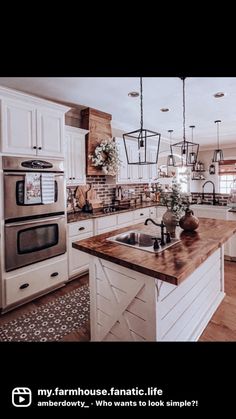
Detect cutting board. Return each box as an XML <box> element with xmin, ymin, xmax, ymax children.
<box><xmin>87</xmin><ymin>187</ymin><xmax>97</xmax><ymax>201</ymax></box>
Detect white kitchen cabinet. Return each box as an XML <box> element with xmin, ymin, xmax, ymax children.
<box><xmin>149</xmin><ymin>206</ymin><xmax>157</xmax><ymax>218</ymax></box>
<box><xmin>95</xmin><ymin>215</ymin><xmax>117</xmax><ymax>234</ymax></box>
<box><xmin>0</xmin><ymin>86</ymin><xmax>70</xmax><ymax>157</ymax></box>
<box><xmin>3</xmin><ymin>254</ymin><xmax>67</xmax><ymax>311</ymax></box>
<box><xmin>133</xmin><ymin>207</ymin><xmax>150</xmax><ymax>222</ymax></box>
<box><xmin>226</xmin><ymin>211</ymin><xmax>236</xmax><ymax>260</ymax></box>
<box><xmin>117</xmin><ymin>137</ymin><xmax>151</xmax><ymax>184</ymax></box>
<box><xmin>156</xmin><ymin>206</ymin><xmax>167</xmax><ymax>219</ymax></box>
<box><xmin>68</xmin><ymin>219</ymin><xmax>93</xmax><ymax>278</ymax></box>
<box><xmin>65</xmin><ymin>126</ymin><xmax>88</xmax><ymax>186</ymax></box>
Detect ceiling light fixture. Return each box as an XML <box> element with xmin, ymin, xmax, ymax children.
<box><xmin>171</xmin><ymin>77</ymin><xmax>199</xmax><ymax>166</ymax></box>
<box><xmin>167</xmin><ymin>130</ymin><xmax>175</xmax><ymax>166</ymax></box>
<box><xmin>212</xmin><ymin>120</ymin><xmax>224</xmax><ymax>162</ymax></box>
<box><xmin>128</xmin><ymin>91</ymin><xmax>139</xmax><ymax>97</ymax></box>
<box><xmin>123</xmin><ymin>77</ymin><xmax>161</xmax><ymax>165</ymax></box>
<box><xmin>213</xmin><ymin>92</ymin><xmax>225</xmax><ymax>98</ymax></box>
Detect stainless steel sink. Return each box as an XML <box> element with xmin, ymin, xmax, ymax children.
<box><xmin>107</xmin><ymin>230</ymin><xmax>180</xmax><ymax>253</ymax></box>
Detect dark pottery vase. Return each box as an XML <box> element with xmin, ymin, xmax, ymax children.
<box><xmin>179</xmin><ymin>208</ymin><xmax>199</xmax><ymax>232</ymax></box>
<box><xmin>162</xmin><ymin>209</ymin><xmax>178</xmax><ymax>238</ymax></box>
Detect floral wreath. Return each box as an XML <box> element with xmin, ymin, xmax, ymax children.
<box><xmin>89</xmin><ymin>138</ymin><xmax>121</xmax><ymax>176</ymax></box>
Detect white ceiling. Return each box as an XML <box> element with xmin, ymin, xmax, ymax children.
<box><xmin>0</xmin><ymin>77</ymin><xmax>236</xmax><ymax>150</ymax></box>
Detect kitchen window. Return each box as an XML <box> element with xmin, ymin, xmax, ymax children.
<box><xmin>176</xmin><ymin>167</ymin><xmax>189</xmax><ymax>193</ymax></box>
<box><xmin>219</xmin><ymin>160</ymin><xmax>236</xmax><ymax>193</ymax></box>
<box><xmin>219</xmin><ymin>174</ymin><xmax>236</xmax><ymax>193</ymax></box>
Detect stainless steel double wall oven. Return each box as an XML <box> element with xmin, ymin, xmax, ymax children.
<box><xmin>3</xmin><ymin>156</ymin><xmax>66</xmax><ymax>271</ymax></box>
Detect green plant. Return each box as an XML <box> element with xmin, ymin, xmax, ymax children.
<box><xmin>161</xmin><ymin>180</ymin><xmax>185</xmax><ymax>219</ymax></box>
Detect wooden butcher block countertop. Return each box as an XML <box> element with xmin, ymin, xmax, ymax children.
<box><xmin>72</xmin><ymin>218</ymin><xmax>236</xmax><ymax>286</ymax></box>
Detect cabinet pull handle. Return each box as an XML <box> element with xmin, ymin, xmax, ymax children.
<box><xmin>19</xmin><ymin>283</ymin><xmax>29</xmax><ymax>290</ymax></box>
<box><xmin>38</xmin><ymin>147</ymin><xmax>42</xmax><ymax>150</ymax></box>
<box><xmin>33</xmin><ymin>146</ymin><xmax>37</xmax><ymax>149</ymax></box>
<box><xmin>50</xmin><ymin>272</ymin><xmax>59</xmax><ymax>277</ymax></box>
<box><xmin>78</xmin><ymin>227</ymin><xmax>85</xmax><ymax>231</ymax></box>
<box><xmin>140</xmin><ymin>213</ymin><xmax>144</xmax><ymax>216</ymax></box>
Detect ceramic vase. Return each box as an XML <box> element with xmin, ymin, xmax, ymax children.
<box><xmin>179</xmin><ymin>208</ymin><xmax>199</xmax><ymax>232</ymax></box>
<box><xmin>162</xmin><ymin>209</ymin><xmax>178</xmax><ymax>238</ymax></box>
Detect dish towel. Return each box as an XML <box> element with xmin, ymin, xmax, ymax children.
<box><xmin>41</xmin><ymin>173</ymin><xmax>55</xmax><ymax>204</ymax></box>
<box><xmin>24</xmin><ymin>173</ymin><xmax>42</xmax><ymax>204</ymax></box>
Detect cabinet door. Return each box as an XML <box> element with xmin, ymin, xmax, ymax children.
<box><xmin>148</xmin><ymin>148</ymin><xmax>158</xmax><ymax>180</ymax></box>
<box><xmin>68</xmin><ymin>233</ymin><xmax>92</xmax><ymax>278</ymax></box>
<box><xmin>71</xmin><ymin>133</ymin><xmax>86</xmax><ymax>185</ymax></box>
<box><xmin>117</xmin><ymin>138</ymin><xmax>130</xmax><ymax>183</ymax></box>
<box><xmin>36</xmin><ymin>107</ymin><xmax>64</xmax><ymax>157</ymax></box>
<box><xmin>1</xmin><ymin>98</ymin><xmax>37</xmax><ymax>155</ymax></box>
<box><xmin>65</xmin><ymin>132</ymin><xmax>73</xmax><ymax>184</ymax></box>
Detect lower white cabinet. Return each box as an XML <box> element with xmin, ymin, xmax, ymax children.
<box><xmin>156</xmin><ymin>206</ymin><xmax>167</xmax><ymax>219</ymax></box>
<box><xmin>95</xmin><ymin>215</ymin><xmax>117</xmax><ymax>234</ymax></box>
<box><xmin>68</xmin><ymin>220</ymin><xmax>93</xmax><ymax>279</ymax></box>
<box><xmin>133</xmin><ymin>207</ymin><xmax>150</xmax><ymax>222</ymax></box>
<box><xmin>4</xmin><ymin>254</ymin><xmax>67</xmax><ymax>309</ymax></box>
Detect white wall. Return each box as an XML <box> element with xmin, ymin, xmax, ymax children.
<box><xmin>192</xmin><ymin>147</ymin><xmax>236</xmax><ymax>193</ymax></box>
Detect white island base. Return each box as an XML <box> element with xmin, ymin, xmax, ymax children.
<box><xmin>89</xmin><ymin>247</ymin><xmax>225</xmax><ymax>341</ymax></box>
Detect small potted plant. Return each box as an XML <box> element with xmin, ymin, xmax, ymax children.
<box><xmin>160</xmin><ymin>180</ymin><xmax>185</xmax><ymax>237</ymax></box>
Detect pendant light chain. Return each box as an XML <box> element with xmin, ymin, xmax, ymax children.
<box><xmin>140</xmin><ymin>77</ymin><xmax>143</xmax><ymax>130</ymax></box>
<box><xmin>183</xmin><ymin>77</ymin><xmax>186</xmax><ymax>142</ymax></box>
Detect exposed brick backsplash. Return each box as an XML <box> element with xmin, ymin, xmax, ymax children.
<box><xmin>191</xmin><ymin>192</ymin><xmax>229</xmax><ymax>205</ymax></box>
<box><xmin>67</xmin><ymin>176</ymin><xmax>150</xmax><ymax>208</ymax></box>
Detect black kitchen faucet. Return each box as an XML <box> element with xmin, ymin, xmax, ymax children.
<box><xmin>144</xmin><ymin>218</ymin><xmax>171</xmax><ymax>246</ymax></box>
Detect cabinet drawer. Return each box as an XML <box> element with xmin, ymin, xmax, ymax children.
<box><xmin>5</xmin><ymin>257</ymin><xmax>67</xmax><ymax>307</ymax></box>
<box><xmin>117</xmin><ymin>211</ymin><xmax>133</xmax><ymax>225</ymax></box>
<box><xmin>68</xmin><ymin>232</ymin><xmax>92</xmax><ymax>278</ymax></box>
<box><xmin>97</xmin><ymin>215</ymin><xmax>117</xmax><ymax>230</ymax></box>
<box><xmin>134</xmin><ymin>207</ymin><xmax>150</xmax><ymax>220</ymax></box>
<box><xmin>149</xmin><ymin>207</ymin><xmax>157</xmax><ymax>217</ymax></box>
<box><xmin>156</xmin><ymin>206</ymin><xmax>166</xmax><ymax>218</ymax></box>
<box><xmin>68</xmin><ymin>220</ymin><xmax>93</xmax><ymax>237</ymax></box>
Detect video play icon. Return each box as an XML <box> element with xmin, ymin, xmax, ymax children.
<box><xmin>12</xmin><ymin>388</ymin><xmax>32</xmax><ymax>407</ymax></box>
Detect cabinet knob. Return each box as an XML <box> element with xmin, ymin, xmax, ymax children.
<box><xmin>19</xmin><ymin>283</ymin><xmax>29</xmax><ymax>290</ymax></box>
<box><xmin>78</xmin><ymin>227</ymin><xmax>85</xmax><ymax>231</ymax></box>
<box><xmin>50</xmin><ymin>272</ymin><xmax>59</xmax><ymax>277</ymax></box>
<box><xmin>33</xmin><ymin>146</ymin><xmax>37</xmax><ymax>149</ymax></box>
<box><xmin>140</xmin><ymin>213</ymin><xmax>144</xmax><ymax>216</ymax></box>
<box><xmin>69</xmin><ymin>177</ymin><xmax>72</xmax><ymax>180</ymax></box>
<box><xmin>38</xmin><ymin>147</ymin><xmax>42</xmax><ymax>150</ymax></box>
<box><xmin>73</xmin><ymin>177</ymin><xmax>75</xmax><ymax>180</ymax></box>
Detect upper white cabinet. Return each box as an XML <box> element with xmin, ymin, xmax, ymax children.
<box><xmin>116</xmin><ymin>137</ymin><xmax>158</xmax><ymax>184</ymax></box>
<box><xmin>0</xmin><ymin>86</ymin><xmax>70</xmax><ymax>157</ymax></box>
<box><xmin>65</xmin><ymin>126</ymin><xmax>88</xmax><ymax>186</ymax></box>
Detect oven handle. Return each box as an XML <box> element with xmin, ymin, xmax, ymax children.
<box><xmin>5</xmin><ymin>216</ymin><xmax>65</xmax><ymax>227</ymax></box>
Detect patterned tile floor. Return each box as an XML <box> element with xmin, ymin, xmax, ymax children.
<box><xmin>0</xmin><ymin>285</ymin><xmax>89</xmax><ymax>342</ymax></box>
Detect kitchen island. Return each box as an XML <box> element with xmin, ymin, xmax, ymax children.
<box><xmin>72</xmin><ymin>218</ymin><xmax>236</xmax><ymax>341</ymax></box>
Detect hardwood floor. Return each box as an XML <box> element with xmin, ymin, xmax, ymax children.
<box><xmin>199</xmin><ymin>260</ymin><xmax>236</xmax><ymax>341</ymax></box>
<box><xmin>1</xmin><ymin>261</ymin><xmax>236</xmax><ymax>341</ymax></box>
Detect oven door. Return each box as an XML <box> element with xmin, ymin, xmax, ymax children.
<box><xmin>5</xmin><ymin>215</ymin><xmax>66</xmax><ymax>271</ymax></box>
<box><xmin>4</xmin><ymin>172</ymin><xmax>65</xmax><ymax>220</ymax></box>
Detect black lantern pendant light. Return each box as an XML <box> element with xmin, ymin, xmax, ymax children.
<box><xmin>212</xmin><ymin>120</ymin><xmax>224</xmax><ymax>162</ymax></box>
<box><xmin>171</xmin><ymin>77</ymin><xmax>199</xmax><ymax>166</ymax></box>
<box><xmin>167</xmin><ymin>129</ymin><xmax>175</xmax><ymax>166</ymax></box>
<box><xmin>189</xmin><ymin>125</ymin><xmax>198</xmax><ymax>165</ymax></box>
<box><xmin>123</xmin><ymin>77</ymin><xmax>161</xmax><ymax>165</ymax></box>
